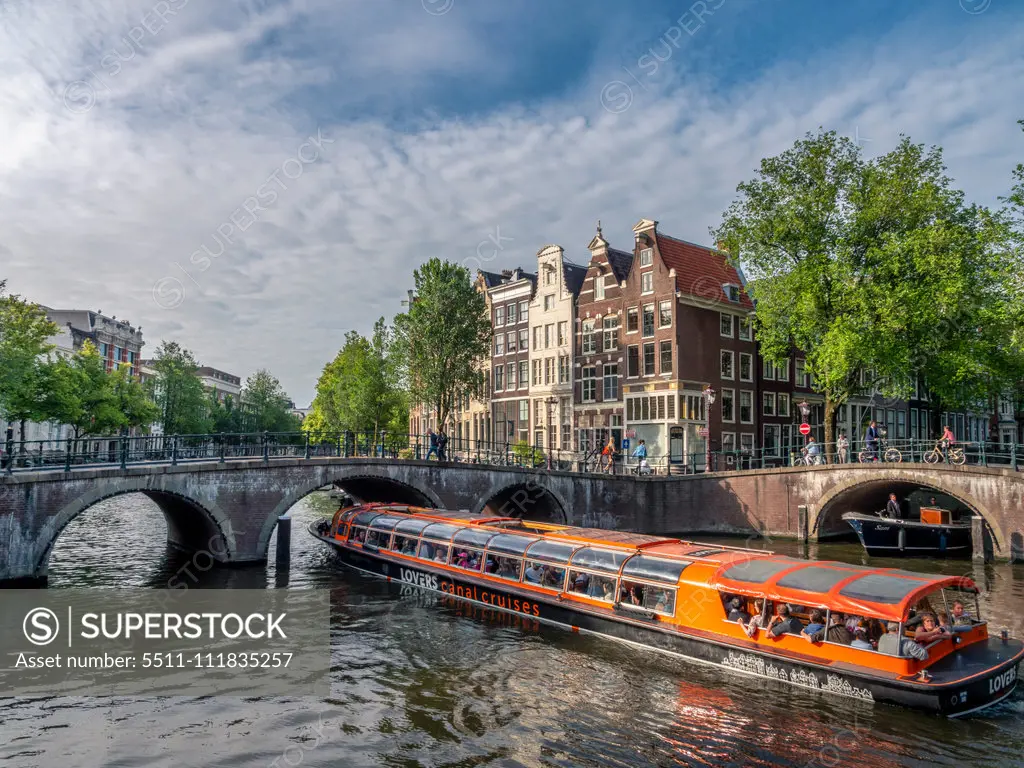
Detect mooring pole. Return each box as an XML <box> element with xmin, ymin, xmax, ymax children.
<box><xmin>275</xmin><ymin>513</ymin><xmax>291</xmax><ymax>571</ymax></box>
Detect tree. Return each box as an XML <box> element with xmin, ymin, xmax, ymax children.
<box><xmin>208</xmin><ymin>390</ymin><xmax>243</xmax><ymax>433</ymax></box>
<box><xmin>110</xmin><ymin>364</ymin><xmax>159</xmax><ymax>433</ymax></box>
<box><xmin>0</xmin><ymin>294</ymin><xmax>59</xmax><ymax>442</ymax></box>
<box><xmin>242</xmin><ymin>369</ymin><xmax>299</xmax><ymax>432</ymax></box>
<box><xmin>147</xmin><ymin>341</ymin><xmax>211</xmax><ymax>435</ymax></box>
<box><xmin>392</xmin><ymin>259</ymin><xmax>491</xmax><ymax>433</ymax></box>
<box><xmin>713</xmin><ymin>130</ymin><xmax>1019</xmax><ymax>454</ymax></box>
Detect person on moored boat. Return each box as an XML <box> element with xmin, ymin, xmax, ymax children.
<box><xmin>914</xmin><ymin>614</ymin><xmax>946</xmax><ymax>644</ymax></box>
<box><xmin>808</xmin><ymin>613</ymin><xmax>853</xmax><ymax>645</ymax></box>
<box><xmin>767</xmin><ymin>604</ymin><xmax>803</xmax><ymax>637</ymax></box>
<box><xmin>950</xmin><ymin>600</ymin><xmax>973</xmax><ymax>628</ymax></box>
<box><xmin>726</xmin><ymin>597</ymin><xmax>750</xmax><ymax>623</ymax></box>
<box><xmin>850</xmin><ymin>625</ymin><xmax>874</xmax><ymax>650</ymax></box>
<box><xmin>884</xmin><ymin>493</ymin><xmax>900</xmax><ymax>519</ymax></box>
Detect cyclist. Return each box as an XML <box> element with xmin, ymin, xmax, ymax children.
<box><xmin>939</xmin><ymin>424</ymin><xmax>955</xmax><ymax>462</ymax></box>
<box><xmin>864</xmin><ymin>420</ymin><xmax>879</xmax><ymax>461</ymax></box>
<box><xmin>805</xmin><ymin>437</ymin><xmax>823</xmax><ymax>465</ymax></box>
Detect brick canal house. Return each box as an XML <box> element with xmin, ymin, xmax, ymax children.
<box><xmin>527</xmin><ymin>245</ymin><xmax>587</xmax><ymax>454</ymax></box>
<box><xmin>487</xmin><ymin>268</ymin><xmax>536</xmax><ymax>446</ymax></box>
<box><xmin>573</xmin><ymin>223</ymin><xmax>635</xmax><ymax>456</ymax></box>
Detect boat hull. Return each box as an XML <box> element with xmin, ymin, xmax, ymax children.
<box><xmin>842</xmin><ymin>513</ymin><xmax>972</xmax><ymax>557</ymax></box>
<box><xmin>311</xmin><ymin>525</ymin><xmax>1020</xmax><ymax>717</ymax></box>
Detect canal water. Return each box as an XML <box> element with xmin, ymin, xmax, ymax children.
<box><xmin>2</xmin><ymin>492</ymin><xmax>1023</xmax><ymax>767</ymax></box>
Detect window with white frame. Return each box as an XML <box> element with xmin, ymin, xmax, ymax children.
<box><xmin>582</xmin><ymin>366</ymin><xmax>597</xmax><ymax>402</ymax></box>
<box><xmin>659</xmin><ymin>300</ymin><xmax>672</xmax><ymax>327</ymax></box>
<box><xmin>543</xmin><ymin>294</ymin><xmax>554</xmax><ymax>311</ymax></box>
<box><xmin>602</xmin><ymin>315</ymin><xmax>619</xmax><ymax>351</ymax></box>
<box><xmin>721</xmin><ymin>388</ymin><xmax>735</xmax><ymax>422</ymax></box>
<box><xmin>762</xmin><ymin>391</ymin><xmax>775</xmax><ymax>417</ymax></box>
<box><xmin>740</xmin><ymin>434</ymin><xmax>754</xmax><ymax>453</ymax></box>
<box><xmin>507</xmin><ymin>303</ymin><xmax>517</xmax><ymax>325</ymax></box>
<box><xmin>495</xmin><ymin>334</ymin><xmax>504</xmax><ymax>356</ymax></box>
<box><xmin>544</xmin><ymin>268</ymin><xmax>553</xmax><ymax>286</ymax></box>
<box><xmin>519</xmin><ymin>328</ymin><xmax>528</xmax><ymax>350</ymax></box>
<box><xmin>722</xmin><ymin>432</ymin><xmax>736</xmax><ymax>452</ymax></box>
<box><xmin>544</xmin><ymin>358</ymin><xmax>553</xmax><ymax>384</ymax></box>
<box><xmin>558</xmin><ymin>355</ymin><xmax>570</xmax><ymax>384</ymax></box>
<box><xmin>533</xmin><ymin>326</ymin><xmax>540</xmax><ymax>350</ymax></box>
<box><xmin>763</xmin><ymin>358</ymin><xmax>775</xmax><ymax>380</ymax></box>
<box><xmin>626</xmin><ymin>307</ymin><xmax>639</xmax><ymax>333</ymax></box>
<box><xmin>519</xmin><ymin>300</ymin><xmax>528</xmax><ymax>322</ymax></box>
<box><xmin>494</xmin><ymin>365</ymin><xmax>504</xmax><ymax>390</ymax></box>
<box><xmin>720</xmin><ymin>350</ymin><xmax>734</xmax><ymax>380</ymax></box>
<box><xmin>739</xmin><ymin>353</ymin><xmax>753</xmax><ymax>382</ymax></box>
<box><xmin>740</xmin><ymin>390</ymin><xmax>753</xmax><ymax>424</ymax></box>
<box><xmin>627</xmin><ymin>345</ymin><xmax>639</xmax><ymax>377</ymax></box>
<box><xmin>738</xmin><ymin>317</ymin><xmax>752</xmax><ymax>341</ymax></box>
<box><xmin>777</xmin><ymin>357</ymin><xmax>790</xmax><ymax>382</ymax></box>
<box><xmin>495</xmin><ymin>306</ymin><xmax>505</xmax><ymax>327</ymax></box>
<box><xmin>603</xmin><ymin>364</ymin><xmax>618</xmax><ymax>400</ymax></box>
<box><xmin>582</xmin><ymin>319</ymin><xmax>596</xmax><ymax>354</ymax></box>
<box><xmin>777</xmin><ymin>393</ymin><xmax>790</xmax><ymax>418</ymax></box>
<box><xmin>643</xmin><ymin>342</ymin><xmax>656</xmax><ymax>376</ymax></box>
<box><xmin>506</xmin><ymin>331</ymin><xmax>516</xmax><ymax>353</ymax></box>
<box><xmin>507</xmin><ymin>363</ymin><xmax>516</xmax><ymax>389</ymax></box>
<box><xmin>641</xmin><ymin>272</ymin><xmax>653</xmax><ymax>294</ymax></box>
<box><xmin>639</xmin><ymin>248</ymin><xmax>653</xmax><ymax>267</ymax></box>
<box><xmin>683</xmin><ymin>393</ymin><xmax>706</xmax><ymax>421</ymax></box>
<box><xmin>660</xmin><ymin>341</ymin><xmax>672</xmax><ymax>374</ymax></box>
<box><xmin>763</xmin><ymin>425</ymin><xmax>781</xmax><ymax>456</ymax></box>
<box><xmin>642</xmin><ymin>304</ymin><xmax>655</xmax><ymax>337</ymax></box>
<box><xmin>720</xmin><ymin>313</ymin><xmax>734</xmax><ymax>337</ymax></box>
<box><xmin>532</xmin><ymin>360</ymin><xmax>541</xmax><ymax>386</ymax></box>
<box><xmin>545</xmin><ymin>324</ymin><xmax>553</xmax><ymax>349</ymax></box>
<box><xmin>796</xmin><ymin>358</ymin><xmax>810</xmax><ymax>388</ymax></box>
<box><xmin>557</xmin><ymin>321</ymin><xmax>568</xmax><ymax>347</ymax></box>
<box><xmin>594</xmin><ymin>275</ymin><xmax>605</xmax><ymax>300</ymax></box>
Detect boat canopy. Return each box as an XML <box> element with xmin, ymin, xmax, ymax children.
<box><xmin>712</xmin><ymin>556</ymin><xmax>978</xmax><ymax>622</ymax></box>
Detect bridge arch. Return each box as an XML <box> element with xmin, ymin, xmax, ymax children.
<box><xmin>473</xmin><ymin>477</ymin><xmax>569</xmax><ymax>524</ymax></box>
<box><xmin>259</xmin><ymin>468</ymin><xmax>443</xmax><ymax>559</ymax></box>
<box><xmin>37</xmin><ymin>482</ymin><xmax>234</xmax><ymax>580</ymax></box>
<box><xmin>811</xmin><ymin>469</ymin><xmax>1007</xmax><ymax>556</ymax></box>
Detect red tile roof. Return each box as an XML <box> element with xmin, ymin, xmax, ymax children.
<box><xmin>655</xmin><ymin>234</ymin><xmax>754</xmax><ymax>310</ymax></box>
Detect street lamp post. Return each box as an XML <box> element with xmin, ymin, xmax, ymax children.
<box><xmin>702</xmin><ymin>386</ymin><xmax>716</xmax><ymax>472</ymax></box>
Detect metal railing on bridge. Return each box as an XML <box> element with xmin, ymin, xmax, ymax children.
<box><xmin>1</xmin><ymin>432</ymin><xmax>1019</xmax><ymax>476</ymax></box>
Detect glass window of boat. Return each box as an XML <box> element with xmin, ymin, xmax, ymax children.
<box><xmin>353</xmin><ymin>510</ymin><xmax>386</xmax><ymax>527</ymax></box>
<box><xmin>394</xmin><ymin>519</ymin><xmax>433</xmax><ymax>536</ymax></box>
<box><xmin>420</xmin><ymin>523</ymin><xmax>462</xmax><ymax>542</ymax></box>
<box><xmin>566</xmin><ymin>570</ymin><xmax>616</xmax><ymax>602</ymax></box>
<box><xmin>523</xmin><ymin>561</ymin><xmax>566</xmax><ymax>590</ymax></box>
<box><xmin>485</xmin><ymin>534</ymin><xmax>538</xmax><ymax>556</ymax></box>
<box><xmin>619</xmin><ymin>582</ymin><xmax>676</xmax><ymax>615</ymax></box>
<box><xmin>776</xmin><ymin>565</ymin><xmax>871</xmax><ymax>595</ymax></box>
<box><xmin>523</xmin><ymin>539</ymin><xmax>578</xmax><ymax>564</ymax></box>
<box><xmin>621</xmin><ymin>556</ymin><xmax>692</xmax><ymax>584</ymax></box>
<box><xmin>369</xmin><ymin>515</ymin><xmax>403</xmax><ymax>532</ymax></box>
<box><xmin>416</xmin><ymin>539</ymin><xmax>450</xmax><ymax>564</ymax></box>
<box><xmin>838</xmin><ymin>574</ymin><xmax>930</xmax><ymax>605</ymax></box>
<box><xmin>391</xmin><ymin>534</ymin><xmax>419</xmax><ymax>556</ymax></box>
<box><xmin>720</xmin><ymin>557</ymin><xmax>805</xmax><ymax>584</ymax></box>
<box><xmin>364</xmin><ymin>527</ymin><xmax>395</xmax><ymax>549</ymax></box>
<box><xmin>349</xmin><ymin>526</ymin><xmax>368</xmax><ymax>544</ymax></box>
<box><xmin>452</xmin><ymin>528</ymin><xmax>499</xmax><ymax>549</ymax></box>
<box><xmin>570</xmin><ymin>547</ymin><xmax>631</xmax><ymax>574</ymax></box>
<box><xmin>451</xmin><ymin>546</ymin><xmax>485</xmax><ymax>573</ymax></box>
<box><xmin>491</xmin><ymin>555</ymin><xmax>523</xmax><ymax>581</ymax></box>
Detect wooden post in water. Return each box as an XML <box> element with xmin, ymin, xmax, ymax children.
<box><xmin>275</xmin><ymin>513</ymin><xmax>291</xmax><ymax>571</ymax></box>
<box><xmin>796</xmin><ymin>504</ymin><xmax>808</xmax><ymax>542</ymax></box>
<box><xmin>971</xmin><ymin>515</ymin><xmax>990</xmax><ymax>563</ymax></box>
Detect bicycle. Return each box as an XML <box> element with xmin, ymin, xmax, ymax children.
<box><xmin>795</xmin><ymin>448</ymin><xmax>825</xmax><ymax>466</ymax></box>
<box><xmin>923</xmin><ymin>439</ymin><xmax>965</xmax><ymax>466</ymax></box>
<box><xmin>858</xmin><ymin>432</ymin><xmax>902</xmax><ymax>463</ymax></box>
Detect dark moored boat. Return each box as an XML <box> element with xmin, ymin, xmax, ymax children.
<box><xmin>843</xmin><ymin>506</ymin><xmax>972</xmax><ymax>557</ymax></box>
<box><xmin>310</xmin><ymin>503</ymin><xmax>1021</xmax><ymax>716</ymax></box>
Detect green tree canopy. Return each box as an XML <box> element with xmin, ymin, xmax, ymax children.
<box><xmin>147</xmin><ymin>341</ymin><xmax>211</xmax><ymax>435</ymax></box>
<box><xmin>0</xmin><ymin>294</ymin><xmax>59</xmax><ymax>440</ymax></box>
<box><xmin>242</xmin><ymin>369</ymin><xmax>300</xmax><ymax>432</ymax></box>
<box><xmin>713</xmin><ymin>129</ymin><xmax>1021</xmax><ymax>452</ymax></box>
<box><xmin>392</xmin><ymin>259</ymin><xmax>491</xmax><ymax>432</ymax></box>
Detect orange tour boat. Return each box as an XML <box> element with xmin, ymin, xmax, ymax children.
<box><xmin>310</xmin><ymin>504</ymin><xmax>1021</xmax><ymax>716</ymax></box>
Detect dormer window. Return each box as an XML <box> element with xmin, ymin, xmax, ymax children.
<box><xmin>639</xmin><ymin>248</ymin><xmax>653</xmax><ymax>267</ymax></box>
<box><xmin>723</xmin><ymin>283</ymin><xmax>741</xmax><ymax>303</ymax></box>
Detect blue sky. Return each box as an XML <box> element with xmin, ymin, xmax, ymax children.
<box><xmin>1</xmin><ymin>0</ymin><xmax>1021</xmax><ymax>405</ymax></box>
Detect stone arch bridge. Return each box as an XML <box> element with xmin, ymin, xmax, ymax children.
<box><xmin>1</xmin><ymin>458</ymin><xmax>1022</xmax><ymax>583</ymax></box>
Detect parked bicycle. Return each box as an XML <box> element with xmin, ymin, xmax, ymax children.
<box><xmin>923</xmin><ymin>439</ymin><xmax>966</xmax><ymax>466</ymax></box>
<box><xmin>859</xmin><ymin>429</ymin><xmax>902</xmax><ymax>463</ymax></box>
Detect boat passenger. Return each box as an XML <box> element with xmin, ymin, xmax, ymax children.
<box><xmin>801</xmin><ymin>610</ymin><xmax>826</xmax><ymax>640</ymax></box>
<box><xmin>434</xmin><ymin>546</ymin><xmax>448</xmax><ymax>563</ymax></box>
<box><xmin>878</xmin><ymin>622</ymin><xmax>929</xmax><ymax>660</ymax></box>
<box><xmin>845</xmin><ymin>614</ymin><xmax>862</xmax><ymax>633</ymax></box>
<box><xmin>497</xmin><ymin>558</ymin><xmax>518</xmax><ymax>578</ymax></box>
<box><xmin>454</xmin><ymin>550</ymin><xmax>469</xmax><ymax>568</ymax></box>
<box><xmin>654</xmin><ymin>591</ymin><xmax>670</xmax><ymax>613</ymax></box>
<box><xmin>542</xmin><ymin>567</ymin><xmax>564</xmax><ymax>588</ymax></box>
<box><xmin>601</xmin><ymin>581</ymin><xmax>615</xmax><ymax>601</ymax></box>
<box><xmin>524</xmin><ymin>563</ymin><xmax>544</xmax><ymax>583</ymax></box>
<box><xmin>420</xmin><ymin>542</ymin><xmax>435</xmax><ymax>560</ymax></box>
<box><xmin>937</xmin><ymin>611</ymin><xmax>953</xmax><ymax>633</ymax></box>
<box><xmin>951</xmin><ymin>600</ymin><xmax>973</xmax><ymax>628</ymax></box>
<box><xmin>809</xmin><ymin>613</ymin><xmax>853</xmax><ymax>645</ymax></box>
<box><xmin>851</xmin><ymin>626</ymin><xmax>874</xmax><ymax>651</ymax></box>
<box><xmin>572</xmin><ymin>573</ymin><xmax>589</xmax><ymax>593</ymax></box>
<box><xmin>484</xmin><ymin>557</ymin><xmax>497</xmax><ymax>574</ymax></box>
<box><xmin>767</xmin><ymin>604</ymin><xmax>803</xmax><ymax>637</ymax></box>
<box><xmin>726</xmin><ymin>598</ymin><xmax>750</xmax><ymax>623</ymax></box>
<box><xmin>914</xmin><ymin>614</ymin><xmax>947</xmax><ymax>644</ymax></box>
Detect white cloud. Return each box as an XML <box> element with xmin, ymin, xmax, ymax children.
<box><xmin>1</xmin><ymin>2</ymin><xmax>1022</xmax><ymax>406</ymax></box>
